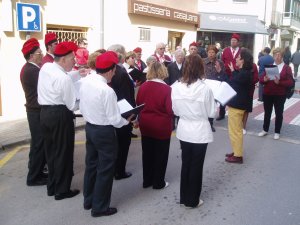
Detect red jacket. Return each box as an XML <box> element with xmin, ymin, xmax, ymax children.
<box><xmin>41</xmin><ymin>53</ymin><xmax>54</xmax><ymax>66</ymax></box>
<box><xmin>259</xmin><ymin>64</ymin><xmax>293</xmax><ymax>96</ymax></box>
<box><xmin>221</xmin><ymin>47</ymin><xmax>241</xmax><ymax>79</ymax></box>
<box><xmin>136</xmin><ymin>81</ymin><xmax>173</xmax><ymax>140</ymax></box>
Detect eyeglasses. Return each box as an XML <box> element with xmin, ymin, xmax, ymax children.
<box><xmin>33</xmin><ymin>52</ymin><xmax>43</xmax><ymax>55</ymax></box>
<box><xmin>83</xmin><ymin>43</ymin><xmax>88</xmax><ymax>45</ymax></box>
<box><xmin>159</xmin><ymin>48</ymin><xmax>165</xmax><ymax>50</ymax></box>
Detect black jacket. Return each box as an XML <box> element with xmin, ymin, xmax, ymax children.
<box><xmin>166</xmin><ymin>62</ymin><xmax>183</xmax><ymax>85</ymax></box>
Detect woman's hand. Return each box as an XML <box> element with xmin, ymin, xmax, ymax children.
<box><xmin>215</xmin><ymin>61</ymin><xmax>221</xmax><ymax>73</ymax></box>
<box><xmin>264</xmin><ymin>75</ymin><xmax>270</xmax><ymax>82</ymax></box>
<box><xmin>228</xmin><ymin>62</ymin><xmax>234</xmax><ymax>72</ymax></box>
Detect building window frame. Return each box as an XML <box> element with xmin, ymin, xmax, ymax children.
<box><xmin>139</xmin><ymin>27</ymin><xmax>151</xmax><ymax>42</ymax></box>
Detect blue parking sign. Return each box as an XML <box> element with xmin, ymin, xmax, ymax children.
<box><xmin>16</xmin><ymin>3</ymin><xmax>41</xmax><ymax>32</ymax></box>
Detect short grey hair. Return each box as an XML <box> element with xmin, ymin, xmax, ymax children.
<box><xmin>174</xmin><ymin>49</ymin><xmax>185</xmax><ymax>57</ymax></box>
<box><xmin>156</xmin><ymin>42</ymin><xmax>166</xmax><ymax>50</ymax></box>
<box><xmin>107</xmin><ymin>44</ymin><xmax>126</xmax><ymax>63</ymax></box>
<box><xmin>146</xmin><ymin>55</ymin><xmax>157</xmax><ymax>65</ymax></box>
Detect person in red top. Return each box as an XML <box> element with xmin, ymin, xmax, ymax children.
<box><xmin>152</xmin><ymin>42</ymin><xmax>172</xmax><ymax>66</ymax></box>
<box><xmin>217</xmin><ymin>33</ymin><xmax>241</xmax><ymax>121</ymax></box>
<box><xmin>258</xmin><ymin>47</ymin><xmax>294</xmax><ymax>140</ymax></box>
<box><xmin>133</xmin><ymin>47</ymin><xmax>147</xmax><ymax>72</ymax></box>
<box><xmin>136</xmin><ymin>61</ymin><xmax>173</xmax><ymax>189</ymax></box>
<box><xmin>41</xmin><ymin>33</ymin><xmax>58</xmax><ymax>66</ymax></box>
<box><xmin>75</xmin><ymin>37</ymin><xmax>89</xmax><ymax>69</ymax></box>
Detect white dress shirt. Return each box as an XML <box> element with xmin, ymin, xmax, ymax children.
<box><xmin>38</xmin><ymin>62</ymin><xmax>78</xmax><ymax>111</ymax></box>
<box><xmin>171</xmin><ymin>79</ymin><xmax>216</xmax><ymax>144</ymax></box>
<box><xmin>79</xmin><ymin>73</ymin><xmax>128</xmax><ymax>128</ymax></box>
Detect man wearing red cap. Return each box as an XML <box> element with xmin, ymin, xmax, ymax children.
<box><xmin>41</xmin><ymin>32</ymin><xmax>58</xmax><ymax>66</ymax></box>
<box><xmin>20</xmin><ymin>38</ymin><xmax>47</xmax><ymax>186</ymax></box>
<box><xmin>80</xmin><ymin>51</ymin><xmax>133</xmax><ymax>217</ymax></box>
<box><xmin>133</xmin><ymin>47</ymin><xmax>146</xmax><ymax>72</ymax></box>
<box><xmin>189</xmin><ymin>42</ymin><xmax>198</xmax><ymax>55</ymax></box>
<box><xmin>217</xmin><ymin>33</ymin><xmax>241</xmax><ymax>121</ymax></box>
<box><xmin>38</xmin><ymin>41</ymin><xmax>82</xmax><ymax>200</ymax></box>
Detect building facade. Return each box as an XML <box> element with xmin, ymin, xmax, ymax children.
<box><xmin>0</xmin><ymin>0</ymin><xmax>198</xmax><ymax>119</ymax></box>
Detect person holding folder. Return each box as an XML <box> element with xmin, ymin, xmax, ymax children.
<box><xmin>80</xmin><ymin>51</ymin><xmax>133</xmax><ymax>217</ymax></box>
<box><xmin>225</xmin><ymin>48</ymin><xmax>253</xmax><ymax>164</ymax></box>
<box><xmin>136</xmin><ymin>61</ymin><xmax>173</xmax><ymax>189</ymax></box>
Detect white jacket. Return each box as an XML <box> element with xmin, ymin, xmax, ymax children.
<box><xmin>171</xmin><ymin>79</ymin><xmax>216</xmax><ymax>144</ymax></box>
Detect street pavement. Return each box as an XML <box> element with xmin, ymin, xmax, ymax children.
<box><xmin>0</xmin><ymin>85</ymin><xmax>300</xmax><ymax>225</ymax></box>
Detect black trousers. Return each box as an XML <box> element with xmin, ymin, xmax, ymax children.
<box><xmin>180</xmin><ymin>141</ymin><xmax>207</xmax><ymax>207</ymax></box>
<box><xmin>141</xmin><ymin>136</ymin><xmax>170</xmax><ymax>189</ymax></box>
<box><xmin>115</xmin><ymin>124</ymin><xmax>132</xmax><ymax>175</ymax></box>
<box><xmin>219</xmin><ymin>105</ymin><xmax>226</xmax><ymax>117</ymax></box>
<box><xmin>26</xmin><ymin>111</ymin><xmax>46</xmax><ymax>183</ymax></box>
<box><xmin>40</xmin><ymin>105</ymin><xmax>75</xmax><ymax>195</ymax></box>
<box><xmin>84</xmin><ymin>123</ymin><xmax>117</xmax><ymax>213</ymax></box>
<box><xmin>262</xmin><ymin>94</ymin><xmax>286</xmax><ymax>134</ymax></box>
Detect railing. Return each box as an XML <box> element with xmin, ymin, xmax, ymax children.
<box><xmin>46</xmin><ymin>30</ymin><xmax>87</xmax><ymax>44</ymax></box>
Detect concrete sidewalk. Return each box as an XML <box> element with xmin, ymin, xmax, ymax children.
<box><xmin>0</xmin><ymin>116</ymin><xmax>86</xmax><ymax>149</ymax></box>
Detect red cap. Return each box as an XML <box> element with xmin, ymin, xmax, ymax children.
<box><xmin>22</xmin><ymin>38</ymin><xmax>40</xmax><ymax>56</ymax></box>
<box><xmin>133</xmin><ymin>47</ymin><xmax>142</xmax><ymax>53</ymax></box>
<box><xmin>189</xmin><ymin>42</ymin><xmax>198</xmax><ymax>48</ymax></box>
<box><xmin>231</xmin><ymin>33</ymin><xmax>240</xmax><ymax>41</ymax></box>
<box><xmin>45</xmin><ymin>33</ymin><xmax>57</xmax><ymax>45</ymax></box>
<box><xmin>54</xmin><ymin>41</ymin><xmax>78</xmax><ymax>57</ymax></box>
<box><xmin>96</xmin><ymin>51</ymin><xmax>118</xmax><ymax>70</ymax></box>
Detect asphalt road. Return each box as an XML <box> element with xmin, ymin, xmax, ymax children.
<box><xmin>1</xmin><ymin>127</ymin><xmax>300</xmax><ymax>225</ymax></box>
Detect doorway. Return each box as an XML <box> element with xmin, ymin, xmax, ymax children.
<box><xmin>168</xmin><ymin>31</ymin><xmax>184</xmax><ymax>51</ymax></box>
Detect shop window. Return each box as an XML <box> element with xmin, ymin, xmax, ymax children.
<box><xmin>139</xmin><ymin>27</ymin><xmax>150</xmax><ymax>42</ymax></box>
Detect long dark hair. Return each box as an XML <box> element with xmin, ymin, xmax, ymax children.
<box><xmin>240</xmin><ymin>48</ymin><xmax>253</xmax><ymax>71</ymax></box>
<box><xmin>181</xmin><ymin>54</ymin><xmax>205</xmax><ymax>86</ymax></box>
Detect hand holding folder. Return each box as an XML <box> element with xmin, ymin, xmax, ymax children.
<box><xmin>204</xmin><ymin>79</ymin><xmax>237</xmax><ymax>106</ymax></box>
<box><xmin>117</xmin><ymin>99</ymin><xmax>145</xmax><ymax>118</ymax></box>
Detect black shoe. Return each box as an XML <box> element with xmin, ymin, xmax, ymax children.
<box><xmin>115</xmin><ymin>172</ymin><xmax>132</xmax><ymax>180</ymax></box>
<box><xmin>131</xmin><ymin>133</ymin><xmax>138</xmax><ymax>138</ymax></box>
<box><xmin>211</xmin><ymin>125</ymin><xmax>216</xmax><ymax>132</ymax></box>
<box><xmin>54</xmin><ymin>189</ymin><xmax>80</xmax><ymax>200</ymax></box>
<box><xmin>47</xmin><ymin>191</ymin><xmax>54</xmax><ymax>197</ymax></box>
<box><xmin>27</xmin><ymin>178</ymin><xmax>48</xmax><ymax>186</ymax></box>
<box><xmin>84</xmin><ymin>204</ymin><xmax>92</xmax><ymax>210</ymax></box>
<box><xmin>216</xmin><ymin>116</ymin><xmax>225</xmax><ymax>121</ymax></box>
<box><xmin>40</xmin><ymin>172</ymin><xmax>48</xmax><ymax>179</ymax></box>
<box><xmin>91</xmin><ymin>207</ymin><xmax>117</xmax><ymax>217</ymax></box>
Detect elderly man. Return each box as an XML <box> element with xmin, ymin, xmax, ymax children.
<box><xmin>166</xmin><ymin>49</ymin><xmax>185</xmax><ymax>85</ymax></box>
<box><xmin>107</xmin><ymin>44</ymin><xmax>136</xmax><ymax>180</ymax></box>
<box><xmin>38</xmin><ymin>41</ymin><xmax>83</xmax><ymax>200</ymax></box>
<box><xmin>20</xmin><ymin>38</ymin><xmax>47</xmax><ymax>186</ymax></box>
<box><xmin>152</xmin><ymin>42</ymin><xmax>172</xmax><ymax>64</ymax></box>
<box><xmin>80</xmin><ymin>51</ymin><xmax>133</xmax><ymax>217</ymax></box>
<box><xmin>41</xmin><ymin>33</ymin><xmax>58</xmax><ymax>66</ymax></box>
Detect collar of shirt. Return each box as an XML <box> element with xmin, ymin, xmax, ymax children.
<box><xmin>47</xmin><ymin>52</ymin><xmax>55</xmax><ymax>58</ymax></box>
<box><xmin>28</xmin><ymin>61</ymin><xmax>40</xmax><ymax>68</ymax></box>
<box><xmin>148</xmin><ymin>78</ymin><xmax>166</xmax><ymax>85</ymax></box>
<box><xmin>54</xmin><ymin>62</ymin><xmax>67</xmax><ymax>74</ymax></box>
<box><xmin>176</xmin><ymin>62</ymin><xmax>182</xmax><ymax>70</ymax></box>
<box><xmin>274</xmin><ymin>61</ymin><xmax>284</xmax><ymax>73</ymax></box>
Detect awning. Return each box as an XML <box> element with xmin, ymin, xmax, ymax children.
<box><xmin>199</xmin><ymin>12</ymin><xmax>269</xmax><ymax>35</ymax></box>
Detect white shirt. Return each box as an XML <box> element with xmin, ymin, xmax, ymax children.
<box><xmin>171</xmin><ymin>79</ymin><xmax>216</xmax><ymax>144</ymax></box>
<box><xmin>79</xmin><ymin>73</ymin><xmax>129</xmax><ymax>128</ymax></box>
<box><xmin>176</xmin><ymin>62</ymin><xmax>182</xmax><ymax>70</ymax></box>
<box><xmin>38</xmin><ymin>62</ymin><xmax>78</xmax><ymax>111</ymax></box>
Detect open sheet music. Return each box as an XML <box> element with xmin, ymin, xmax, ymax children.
<box><xmin>204</xmin><ymin>79</ymin><xmax>237</xmax><ymax>106</ymax></box>
<box><xmin>117</xmin><ymin>99</ymin><xmax>145</xmax><ymax>118</ymax></box>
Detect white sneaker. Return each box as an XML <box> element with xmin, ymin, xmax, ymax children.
<box><xmin>184</xmin><ymin>199</ymin><xmax>204</xmax><ymax>209</ymax></box>
<box><xmin>258</xmin><ymin>130</ymin><xmax>268</xmax><ymax>137</ymax></box>
<box><xmin>243</xmin><ymin>129</ymin><xmax>247</xmax><ymax>135</ymax></box>
<box><xmin>163</xmin><ymin>181</ymin><xmax>169</xmax><ymax>189</ymax></box>
<box><xmin>274</xmin><ymin>133</ymin><xmax>280</xmax><ymax>140</ymax></box>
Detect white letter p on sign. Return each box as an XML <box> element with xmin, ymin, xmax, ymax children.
<box><xmin>22</xmin><ymin>6</ymin><xmax>36</xmax><ymax>29</ymax></box>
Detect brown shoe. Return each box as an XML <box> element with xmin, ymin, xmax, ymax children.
<box><xmin>225</xmin><ymin>152</ymin><xmax>234</xmax><ymax>157</ymax></box>
<box><xmin>225</xmin><ymin>156</ymin><xmax>243</xmax><ymax>164</ymax></box>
